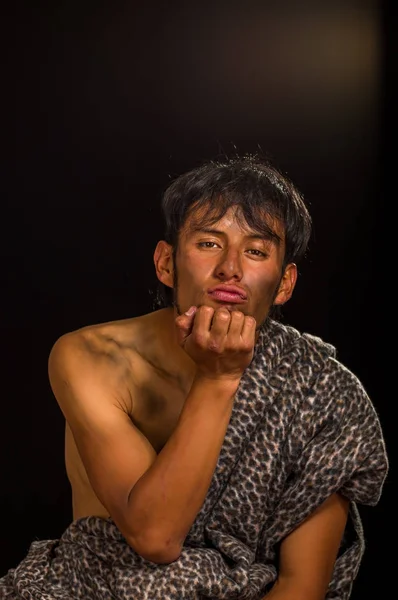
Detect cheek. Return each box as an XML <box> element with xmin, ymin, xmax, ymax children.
<box><xmin>252</xmin><ymin>266</ymin><xmax>279</xmax><ymax>286</ymax></box>
<box><xmin>250</xmin><ymin>270</ymin><xmax>282</xmax><ymax>301</ymax></box>
<box><xmin>177</xmin><ymin>252</ymin><xmax>212</xmax><ymax>281</ymax></box>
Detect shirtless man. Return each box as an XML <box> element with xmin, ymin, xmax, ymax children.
<box><xmin>47</xmin><ymin>155</ymin><xmax>370</xmax><ymax>600</ymax></box>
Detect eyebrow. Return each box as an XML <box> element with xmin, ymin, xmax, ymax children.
<box><xmin>190</xmin><ymin>227</ymin><xmax>277</xmax><ymax>243</ymax></box>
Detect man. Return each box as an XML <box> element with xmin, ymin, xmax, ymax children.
<box><xmin>0</xmin><ymin>154</ymin><xmax>388</xmax><ymax>599</ymax></box>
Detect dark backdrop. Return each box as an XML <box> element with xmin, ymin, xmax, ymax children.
<box><xmin>2</xmin><ymin>1</ymin><xmax>393</xmax><ymax>598</ymax></box>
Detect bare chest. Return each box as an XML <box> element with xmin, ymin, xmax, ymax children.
<box><xmin>64</xmin><ymin>364</ymin><xmax>190</xmax><ymax>520</ymax></box>
<box><xmin>131</xmin><ymin>369</ymin><xmax>190</xmax><ymax>453</ymax></box>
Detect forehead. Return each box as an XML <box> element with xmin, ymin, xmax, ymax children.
<box><xmin>181</xmin><ymin>203</ymin><xmax>285</xmax><ymax>241</ymax></box>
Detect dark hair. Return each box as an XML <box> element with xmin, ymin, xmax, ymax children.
<box><xmin>153</xmin><ymin>153</ymin><xmax>312</xmax><ymax>309</ymax></box>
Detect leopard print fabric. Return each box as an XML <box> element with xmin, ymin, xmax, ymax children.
<box><xmin>0</xmin><ymin>319</ymin><xmax>388</xmax><ymax>599</ymax></box>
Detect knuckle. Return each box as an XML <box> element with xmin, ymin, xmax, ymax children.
<box><xmin>193</xmin><ymin>332</ymin><xmax>206</xmax><ymax>347</ymax></box>
<box><xmin>232</xmin><ymin>311</ymin><xmax>244</xmax><ymax>321</ymax></box>
<box><xmin>241</xmin><ymin>341</ymin><xmax>253</xmax><ymax>352</ymax></box>
<box><xmin>200</xmin><ymin>305</ymin><xmax>214</xmax><ymax>317</ymax></box>
<box><xmin>226</xmin><ymin>342</ymin><xmax>239</xmax><ymax>352</ymax></box>
<box><xmin>216</xmin><ymin>309</ymin><xmax>230</xmax><ymax>320</ymax></box>
<box><xmin>208</xmin><ymin>341</ymin><xmax>222</xmax><ymax>353</ymax></box>
<box><xmin>245</xmin><ymin>316</ymin><xmax>256</xmax><ymax>327</ymax></box>
<box><xmin>219</xmin><ymin>314</ymin><xmax>230</xmax><ymax>322</ymax></box>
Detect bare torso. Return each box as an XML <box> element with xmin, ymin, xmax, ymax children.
<box><xmin>64</xmin><ymin>308</ymin><xmax>196</xmax><ymax>520</ymax></box>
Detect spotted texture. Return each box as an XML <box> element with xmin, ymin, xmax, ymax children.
<box><xmin>0</xmin><ymin>319</ymin><xmax>388</xmax><ymax>599</ymax></box>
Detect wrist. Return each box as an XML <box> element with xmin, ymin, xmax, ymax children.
<box><xmin>192</xmin><ymin>372</ymin><xmax>241</xmax><ymax>395</ymax></box>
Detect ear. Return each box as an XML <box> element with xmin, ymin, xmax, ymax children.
<box><xmin>273</xmin><ymin>263</ymin><xmax>298</xmax><ymax>306</ymax></box>
<box><xmin>153</xmin><ymin>240</ymin><xmax>174</xmax><ymax>289</ymax></box>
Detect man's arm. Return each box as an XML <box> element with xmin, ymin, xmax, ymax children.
<box><xmin>263</xmin><ymin>492</ymin><xmax>349</xmax><ymax>600</ymax></box>
<box><xmin>49</xmin><ymin>306</ymin><xmax>255</xmax><ymax>565</ymax></box>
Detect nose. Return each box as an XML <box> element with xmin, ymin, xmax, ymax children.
<box><xmin>214</xmin><ymin>248</ymin><xmax>243</xmax><ymax>281</ymax></box>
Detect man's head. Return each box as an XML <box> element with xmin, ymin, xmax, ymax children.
<box><xmin>153</xmin><ymin>153</ymin><xmax>312</xmax><ymax>328</ymax></box>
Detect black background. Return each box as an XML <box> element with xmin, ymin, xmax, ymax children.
<box><xmin>2</xmin><ymin>1</ymin><xmax>393</xmax><ymax>597</ymax></box>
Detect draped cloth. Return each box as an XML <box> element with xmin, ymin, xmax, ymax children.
<box><xmin>0</xmin><ymin>319</ymin><xmax>388</xmax><ymax>599</ymax></box>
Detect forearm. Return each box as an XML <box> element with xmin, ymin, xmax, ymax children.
<box><xmin>127</xmin><ymin>375</ymin><xmax>239</xmax><ymax>559</ymax></box>
<box><xmin>262</xmin><ymin>578</ymin><xmax>326</xmax><ymax>600</ymax></box>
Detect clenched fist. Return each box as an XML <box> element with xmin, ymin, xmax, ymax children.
<box><xmin>175</xmin><ymin>305</ymin><xmax>256</xmax><ymax>382</ymax></box>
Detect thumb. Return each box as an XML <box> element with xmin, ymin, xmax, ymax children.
<box><xmin>175</xmin><ymin>306</ymin><xmax>197</xmax><ymax>346</ymax></box>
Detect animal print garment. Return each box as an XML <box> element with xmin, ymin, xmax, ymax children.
<box><xmin>0</xmin><ymin>319</ymin><xmax>388</xmax><ymax>600</ymax></box>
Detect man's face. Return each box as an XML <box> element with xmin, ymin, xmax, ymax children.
<box><xmin>159</xmin><ymin>205</ymin><xmax>297</xmax><ymax>329</ymax></box>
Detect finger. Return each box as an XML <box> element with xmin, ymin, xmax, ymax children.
<box><xmin>175</xmin><ymin>306</ymin><xmax>198</xmax><ymax>345</ymax></box>
<box><xmin>241</xmin><ymin>315</ymin><xmax>257</xmax><ymax>348</ymax></box>
<box><xmin>210</xmin><ymin>308</ymin><xmax>232</xmax><ymax>340</ymax></box>
<box><xmin>191</xmin><ymin>305</ymin><xmax>214</xmax><ymax>341</ymax></box>
<box><xmin>226</xmin><ymin>310</ymin><xmax>246</xmax><ymax>343</ymax></box>
<box><xmin>175</xmin><ymin>306</ymin><xmax>197</xmax><ymax>332</ymax></box>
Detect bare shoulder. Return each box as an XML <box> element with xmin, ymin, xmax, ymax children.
<box><xmin>53</xmin><ymin>308</ymin><xmax>166</xmax><ymax>354</ymax></box>
<box><xmin>48</xmin><ymin>309</ymin><xmax>168</xmax><ymax>416</ymax></box>
<box><xmin>48</xmin><ymin>317</ymin><xmax>136</xmax><ymax>414</ymax></box>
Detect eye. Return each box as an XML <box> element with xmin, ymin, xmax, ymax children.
<box><xmin>247</xmin><ymin>249</ymin><xmax>266</xmax><ymax>257</ymax></box>
<box><xmin>197</xmin><ymin>241</ymin><xmax>220</xmax><ymax>248</ymax></box>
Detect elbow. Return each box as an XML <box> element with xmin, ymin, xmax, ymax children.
<box><xmin>127</xmin><ymin>532</ymin><xmax>182</xmax><ymax>564</ymax></box>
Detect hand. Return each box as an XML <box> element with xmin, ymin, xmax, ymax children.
<box><xmin>175</xmin><ymin>305</ymin><xmax>256</xmax><ymax>381</ymax></box>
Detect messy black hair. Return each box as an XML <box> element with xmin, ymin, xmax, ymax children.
<box><xmin>153</xmin><ymin>153</ymin><xmax>312</xmax><ymax>311</ymax></box>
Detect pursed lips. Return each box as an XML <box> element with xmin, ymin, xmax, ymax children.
<box><xmin>207</xmin><ymin>286</ymin><xmax>247</xmax><ymax>304</ymax></box>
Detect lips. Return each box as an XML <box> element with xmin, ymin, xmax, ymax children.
<box><xmin>207</xmin><ymin>285</ymin><xmax>247</xmax><ymax>304</ymax></box>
